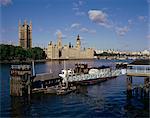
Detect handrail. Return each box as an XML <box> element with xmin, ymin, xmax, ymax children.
<box><xmin>11</xmin><ymin>65</ymin><xmax>31</xmax><ymax>70</ymax></box>
<box><xmin>127</xmin><ymin>65</ymin><xmax>150</xmax><ymax>67</ymax></box>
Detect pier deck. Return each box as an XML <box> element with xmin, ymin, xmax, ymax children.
<box><xmin>127</xmin><ymin>65</ymin><xmax>150</xmax><ymax>77</ymax></box>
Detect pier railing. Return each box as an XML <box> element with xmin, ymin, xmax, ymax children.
<box><xmin>67</xmin><ymin>69</ymin><xmax>122</xmax><ymax>82</ymax></box>
<box><xmin>127</xmin><ymin>65</ymin><xmax>150</xmax><ymax>76</ymax></box>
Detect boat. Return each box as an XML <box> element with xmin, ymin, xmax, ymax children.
<box><xmin>59</xmin><ymin>64</ymin><xmax>123</xmax><ymax>86</ymax></box>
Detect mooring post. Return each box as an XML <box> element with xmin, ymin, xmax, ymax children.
<box><xmin>144</xmin><ymin>77</ymin><xmax>149</xmax><ymax>98</ymax></box>
<box><xmin>28</xmin><ymin>75</ymin><xmax>31</xmax><ymax>95</ymax></box>
<box><xmin>127</xmin><ymin>76</ymin><xmax>132</xmax><ymax>98</ymax></box>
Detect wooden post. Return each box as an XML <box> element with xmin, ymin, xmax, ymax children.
<box><xmin>144</xmin><ymin>77</ymin><xmax>149</xmax><ymax>98</ymax></box>
<box><xmin>10</xmin><ymin>65</ymin><xmax>32</xmax><ymax>96</ymax></box>
<box><xmin>28</xmin><ymin>75</ymin><xmax>31</xmax><ymax>95</ymax></box>
<box><xmin>127</xmin><ymin>76</ymin><xmax>132</xmax><ymax>99</ymax></box>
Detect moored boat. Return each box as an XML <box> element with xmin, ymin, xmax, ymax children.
<box><xmin>59</xmin><ymin>64</ymin><xmax>123</xmax><ymax>86</ymax></box>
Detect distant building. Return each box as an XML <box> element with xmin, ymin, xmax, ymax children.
<box><xmin>18</xmin><ymin>20</ymin><xmax>32</xmax><ymax>49</ymax></box>
<box><xmin>140</xmin><ymin>50</ymin><xmax>150</xmax><ymax>55</ymax></box>
<box><xmin>47</xmin><ymin>34</ymin><xmax>94</xmax><ymax>59</ymax></box>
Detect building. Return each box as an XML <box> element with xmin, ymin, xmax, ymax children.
<box><xmin>18</xmin><ymin>20</ymin><xmax>32</xmax><ymax>49</ymax></box>
<box><xmin>47</xmin><ymin>33</ymin><xmax>94</xmax><ymax>59</ymax></box>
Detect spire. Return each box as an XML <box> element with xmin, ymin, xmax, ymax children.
<box><xmin>77</xmin><ymin>34</ymin><xmax>80</xmax><ymax>40</ymax></box>
<box><xmin>30</xmin><ymin>20</ymin><xmax>32</xmax><ymax>26</ymax></box>
<box><xmin>30</xmin><ymin>20</ymin><xmax>32</xmax><ymax>30</ymax></box>
<box><xmin>76</xmin><ymin>34</ymin><xmax>81</xmax><ymax>49</ymax></box>
<box><xmin>57</xmin><ymin>31</ymin><xmax>62</xmax><ymax>49</ymax></box>
<box><xmin>24</xmin><ymin>19</ymin><xmax>27</xmax><ymax>25</ymax></box>
<box><xmin>57</xmin><ymin>31</ymin><xmax>62</xmax><ymax>40</ymax></box>
<box><xmin>50</xmin><ymin>41</ymin><xmax>53</xmax><ymax>45</ymax></box>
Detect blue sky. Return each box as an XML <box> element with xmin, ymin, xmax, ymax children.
<box><xmin>0</xmin><ymin>0</ymin><xmax>150</xmax><ymax>51</ymax></box>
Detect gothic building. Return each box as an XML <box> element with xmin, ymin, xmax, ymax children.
<box><xmin>18</xmin><ymin>20</ymin><xmax>32</xmax><ymax>49</ymax></box>
<box><xmin>47</xmin><ymin>33</ymin><xmax>94</xmax><ymax>59</ymax></box>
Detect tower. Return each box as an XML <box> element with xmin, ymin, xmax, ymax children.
<box><xmin>18</xmin><ymin>20</ymin><xmax>32</xmax><ymax>49</ymax></box>
<box><xmin>76</xmin><ymin>34</ymin><xmax>81</xmax><ymax>49</ymax></box>
<box><xmin>57</xmin><ymin>31</ymin><xmax>62</xmax><ymax>58</ymax></box>
<box><xmin>57</xmin><ymin>31</ymin><xmax>62</xmax><ymax>49</ymax></box>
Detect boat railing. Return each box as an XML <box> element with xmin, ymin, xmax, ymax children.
<box><xmin>67</xmin><ymin>69</ymin><xmax>122</xmax><ymax>82</ymax></box>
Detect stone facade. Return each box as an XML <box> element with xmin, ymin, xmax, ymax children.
<box><xmin>47</xmin><ymin>33</ymin><xmax>94</xmax><ymax>59</ymax></box>
<box><xmin>18</xmin><ymin>20</ymin><xmax>32</xmax><ymax>49</ymax></box>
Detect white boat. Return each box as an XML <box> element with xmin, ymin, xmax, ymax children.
<box><xmin>59</xmin><ymin>64</ymin><xmax>123</xmax><ymax>85</ymax></box>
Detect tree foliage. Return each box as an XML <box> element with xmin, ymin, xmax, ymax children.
<box><xmin>0</xmin><ymin>44</ymin><xmax>46</xmax><ymax>61</ymax></box>
<box><xmin>94</xmin><ymin>52</ymin><xmax>118</xmax><ymax>56</ymax></box>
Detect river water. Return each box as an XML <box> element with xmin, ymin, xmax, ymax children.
<box><xmin>0</xmin><ymin>59</ymin><xmax>149</xmax><ymax>117</ymax></box>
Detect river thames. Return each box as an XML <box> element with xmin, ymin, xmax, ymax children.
<box><xmin>0</xmin><ymin>59</ymin><xmax>149</xmax><ymax>117</ymax></box>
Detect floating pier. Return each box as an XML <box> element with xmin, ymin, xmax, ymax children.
<box><xmin>32</xmin><ymin>73</ymin><xmax>61</xmax><ymax>89</ymax></box>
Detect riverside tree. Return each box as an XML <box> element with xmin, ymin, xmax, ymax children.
<box><xmin>0</xmin><ymin>44</ymin><xmax>46</xmax><ymax>61</ymax></box>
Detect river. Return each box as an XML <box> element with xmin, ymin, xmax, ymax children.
<box><xmin>0</xmin><ymin>59</ymin><xmax>149</xmax><ymax>117</ymax></box>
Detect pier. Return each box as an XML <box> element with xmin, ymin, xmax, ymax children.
<box><xmin>10</xmin><ymin>65</ymin><xmax>33</xmax><ymax>96</ymax></box>
<box><xmin>126</xmin><ymin>64</ymin><xmax>150</xmax><ymax>99</ymax></box>
<box><xmin>10</xmin><ymin>65</ymin><xmax>62</xmax><ymax>96</ymax></box>
<box><xmin>33</xmin><ymin>73</ymin><xmax>61</xmax><ymax>89</ymax></box>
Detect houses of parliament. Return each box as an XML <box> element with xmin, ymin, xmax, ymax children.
<box><xmin>18</xmin><ymin>20</ymin><xmax>94</xmax><ymax>59</ymax></box>
<box><xmin>47</xmin><ymin>32</ymin><xmax>94</xmax><ymax>59</ymax></box>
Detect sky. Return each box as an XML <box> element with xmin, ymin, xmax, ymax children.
<box><xmin>0</xmin><ymin>0</ymin><xmax>150</xmax><ymax>51</ymax></box>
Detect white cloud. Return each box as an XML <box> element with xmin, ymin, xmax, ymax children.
<box><xmin>80</xmin><ymin>27</ymin><xmax>96</xmax><ymax>33</ymax></box>
<box><xmin>88</xmin><ymin>10</ymin><xmax>111</xmax><ymax>28</ymax></box>
<box><xmin>0</xmin><ymin>0</ymin><xmax>12</xmax><ymax>6</ymax></box>
<box><xmin>88</xmin><ymin>10</ymin><xmax>132</xmax><ymax>37</ymax></box>
<box><xmin>75</xmin><ymin>11</ymin><xmax>85</xmax><ymax>16</ymax></box>
<box><xmin>73</xmin><ymin>0</ymin><xmax>83</xmax><ymax>8</ymax></box>
<box><xmin>128</xmin><ymin>19</ymin><xmax>132</xmax><ymax>25</ymax></box>
<box><xmin>115</xmin><ymin>26</ymin><xmax>129</xmax><ymax>36</ymax></box>
<box><xmin>72</xmin><ymin>7</ymin><xmax>79</xmax><ymax>11</ymax></box>
<box><xmin>70</xmin><ymin>23</ymin><xmax>96</xmax><ymax>34</ymax></box>
<box><xmin>71</xmin><ymin>23</ymin><xmax>80</xmax><ymax>28</ymax></box>
<box><xmin>55</xmin><ymin>29</ymin><xmax>62</xmax><ymax>36</ymax></box>
<box><xmin>138</xmin><ymin>15</ymin><xmax>147</xmax><ymax>22</ymax></box>
<box><xmin>80</xmin><ymin>27</ymin><xmax>88</xmax><ymax>32</ymax></box>
<box><xmin>55</xmin><ymin>29</ymin><xmax>66</xmax><ymax>39</ymax></box>
<box><xmin>72</xmin><ymin>0</ymin><xmax>85</xmax><ymax>16</ymax></box>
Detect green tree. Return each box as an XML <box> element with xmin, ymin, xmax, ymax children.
<box><xmin>0</xmin><ymin>44</ymin><xmax>46</xmax><ymax>61</ymax></box>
